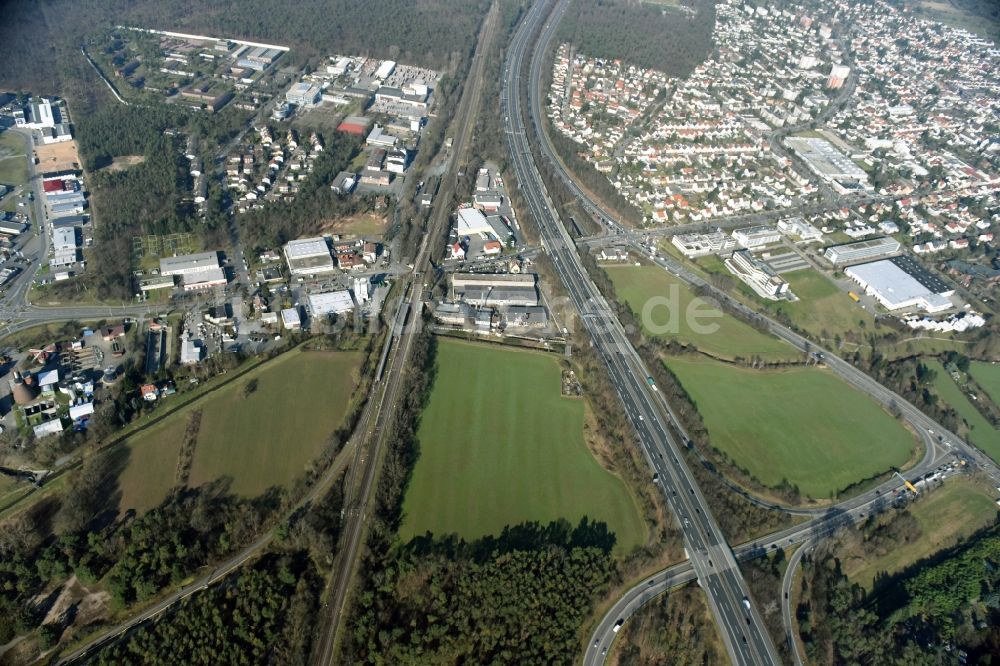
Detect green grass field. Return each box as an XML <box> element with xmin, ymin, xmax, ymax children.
<box><xmin>187</xmin><ymin>351</ymin><xmax>361</xmax><ymax>497</ymax></box>
<box><xmin>400</xmin><ymin>339</ymin><xmax>647</xmax><ymax>552</ymax></box>
<box><xmin>666</xmin><ymin>356</ymin><xmax>916</xmax><ymax>498</ymax></box>
<box><xmin>759</xmin><ymin>269</ymin><xmax>875</xmax><ymax>340</ymax></box>
<box><xmin>116</xmin><ymin>417</ymin><xmax>187</xmax><ymax>514</ymax></box>
<box><xmin>970</xmin><ymin>361</ymin><xmax>1000</xmax><ymax>406</ymax></box>
<box><xmin>114</xmin><ymin>349</ymin><xmax>361</xmax><ymax>512</ymax></box>
<box><xmin>605</xmin><ymin>265</ymin><xmax>798</xmax><ymax>362</ymax></box>
<box><xmin>843</xmin><ymin>478</ymin><xmax>998</xmax><ymax>589</ymax></box>
<box><xmin>0</xmin><ymin>132</ymin><xmax>28</xmax><ymax>188</ymax></box>
<box><xmin>928</xmin><ymin>360</ymin><xmax>1000</xmax><ymax>463</ymax></box>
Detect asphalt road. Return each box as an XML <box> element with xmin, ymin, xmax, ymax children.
<box><xmin>507</xmin><ymin>2</ymin><xmax>1000</xmax><ymax>661</ymax></box>
<box><xmin>504</xmin><ymin>0</ymin><xmax>780</xmax><ymax>663</ymax></box>
<box><xmin>781</xmin><ymin>541</ymin><xmax>811</xmax><ymax>666</ymax></box>
<box><xmin>642</xmin><ymin>247</ymin><xmax>1000</xmax><ymax>486</ymax></box>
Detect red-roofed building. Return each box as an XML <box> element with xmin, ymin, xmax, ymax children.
<box><xmin>43</xmin><ymin>179</ymin><xmax>64</xmax><ymax>193</ymax></box>
<box><xmin>140</xmin><ymin>384</ymin><xmax>158</xmax><ymax>401</ymax></box>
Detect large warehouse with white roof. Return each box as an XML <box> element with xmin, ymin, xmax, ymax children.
<box><xmin>284</xmin><ymin>237</ymin><xmax>335</xmax><ymax>276</ymax></box>
<box><xmin>308</xmin><ymin>290</ymin><xmax>355</xmax><ymax>317</ymax></box>
<box><xmin>845</xmin><ymin>256</ymin><xmax>954</xmax><ymax>313</ymax></box>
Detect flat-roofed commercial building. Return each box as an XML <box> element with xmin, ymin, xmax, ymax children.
<box><xmin>284</xmin><ymin>237</ymin><xmax>335</xmax><ymax>276</ymax></box>
<box><xmin>672</xmin><ymin>229</ymin><xmax>738</xmax><ymax>257</ymax></box>
<box><xmin>159</xmin><ymin>251</ymin><xmax>222</xmax><ymax>276</ymax></box>
<box><xmin>159</xmin><ymin>251</ymin><xmax>226</xmax><ymax>291</ymax></box>
<box><xmin>845</xmin><ymin>256</ymin><xmax>954</xmax><ymax>313</ymax></box>
<box><xmin>308</xmin><ymin>290</ymin><xmax>354</xmax><ymax>317</ymax></box>
<box><xmin>823</xmin><ymin>237</ymin><xmax>901</xmax><ymax>266</ymax></box>
<box><xmin>732</xmin><ymin>225</ymin><xmax>781</xmax><ymax>249</ymax></box>
<box><xmin>285</xmin><ymin>82</ymin><xmax>322</xmax><ymax>107</ymax></box>
<box><xmin>724</xmin><ymin>250</ymin><xmax>791</xmax><ymax>300</ymax></box>
<box><xmin>785</xmin><ymin>137</ymin><xmax>869</xmax><ymax>185</ymax></box>
<box><xmin>450</xmin><ymin>273</ymin><xmax>538</xmax><ymax>307</ymax></box>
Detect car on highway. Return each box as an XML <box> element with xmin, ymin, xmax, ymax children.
<box><xmin>612</xmin><ymin>619</ymin><xmax>623</xmax><ymax>633</ymax></box>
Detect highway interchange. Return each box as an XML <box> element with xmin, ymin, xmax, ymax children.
<box><xmin>504</xmin><ymin>0</ymin><xmax>782</xmax><ymax>662</ymax></box>
<box><xmin>506</xmin><ymin>0</ymin><xmax>1000</xmax><ymax>663</ymax></box>
<box><xmin>1</xmin><ymin>1</ymin><xmax>995</xmax><ymax>662</ymax></box>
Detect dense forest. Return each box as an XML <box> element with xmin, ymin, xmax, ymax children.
<box><xmin>0</xmin><ymin>0</ymin><xmax>490</xmax><ymax>96</ymax></box>
<box><xmin>91</xmin><ymin>552</ymin><xmax>320</xmax><ymax>665</ymax></box>
<box><xmin>348</xmin><ymin>523</ymin><xmax>617</xmax><ymax>663</ymax></box>
<box><xmin>557</xmin><ymin>0</ymin><xmax>719</xmax><ymax>76</ymax></box>
<box><xmin>798</xmin><ymin>520</ymin><xmax>1000</xmax><ymax>664</ymax></box>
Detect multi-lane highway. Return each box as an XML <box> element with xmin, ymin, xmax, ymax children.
<box><xmin>505</xmin><ymin>0</ymin><xmax>1000</xmax><ymax>662</ymax></box>
<box><xmin>503</xmin><ymin>0</ymin><xmax>781</xmax><ymax>663</ymax></box>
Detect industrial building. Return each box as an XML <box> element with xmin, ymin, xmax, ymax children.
<box><xmin>14</xmin><ymin>98</ymin><xmax>58</xmax><ymax>129</ymax></box>
<box><xmin>732</xmin><ymin>225</ymin><xmax>781</xmax><ymax>249</ymax></box>
<box><xmin>180</xmin><ymin>335</ymin><xmax>203</xmax><ymax>364</ymax></box>
<box><xmin>285</xmin><ymin>82</ymin><xmax>322</xmax><ymax>107</ymax></box>
<box><xmin>308</xmin><ymin>290</ymin><xmax>354</xmax><ymax>317</ymax></box>
<box><xmin>450</xmin><ymin>273</ymin><xmax>538</xmax><ymax>307</ymax></box>
<box><xmin>823</xmin><ymin>237</ymin><xmax>901</xmax><ymax>266</ymax></box>
<box><xmin>845</xmin><ymin>256</ymin><xmax>954</xmax><ymax>313</ymax></box>
<box><xmin>672</xmin><ymin>229</ymin><xmax>738</xmax><ymax>257</ymax></box>
<box><xmin>504</xmin><ymin>305</ymin><xmax>549</xmax><ymax>329</ymax></box>
<box><xmin>284</xmin><ymin>237</ymin><xmax>336</xmax><ymax>276</ymax></box>
<box><xmin>434</xmin><ymin>302</ymin><xmax>472</xmax><ymax>326</ymax></box>
<box><xmin>784</xmin><ymin>137</ymin><xmax>869</xmax><ymax>189</ymax></box>
<box><xmin>725</xmin><ymin>250</ymin><xmax>791</xmax><ymax>300</ymax></box>
<box><xmin>158</xmin><ymin>251</ymin><xmax>226</xmax><ymax>291</ymax></box>
<box><xmin>50</xmin><ymin>227</ymin><xmax>79</xmax><ymax>267</ymax></box>
<box><xmin>366</xmin><ymin>125</ymin><xmax>398</xmax><ymax>149</ymax></box>
<box><xmin>281</xmin><ymin>307</ymin><xmax>302</xmax><ymax>330</ymax></box>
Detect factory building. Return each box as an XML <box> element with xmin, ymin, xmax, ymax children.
<box><xmin>823</xmin><ymin>237</ymin><xmax>901</xmax><ymax>266</ymax></box>
<box><xmin>158</xmin><ymin>251</ymin><xmax>227</xmax><ymax>291</ymax></box>
<box><xmin>284</xmin><ymin>237</ymin><xmax>336</xmax><ymax>276</ymax></box>
<box><xmin>308</xmin><ymin>290</ymin><xmax>354</xmax><ymax>317</ymax></box>
<box><xmin>450</xmin><ymin>273</ymin><xmax>539</xmax><ymax>307</ymax></box>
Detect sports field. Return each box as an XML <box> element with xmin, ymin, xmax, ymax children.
<box><xmin>843</xmin><ymin>478</ymin><xmax>998</xmax><ymax>589</ymax></box>
<box><xmin>928</xmin><ymin>360</ymin><xmax>1000</xmax><ymax>463</ymax></box>
<box><xmin>400</xmin><ymin>339</ymin><xmax>647</xmax><ymax>551</ymax></box>
<box><xmin>666</xmin><ymin>356</ymin><xmax>916</xmax><ymax>498</ymax></box>
<box><xmin>970</xmin><ymin>361</ymin><xmax>1000</xmax><ymax>406</ymax></box>
<box><xmin>116</xmin><ymin>349</ymin><xmax>362</xmax><ymax>511</ymax></box>
<box><xmin>605</xmin><ymin>265</ymin><xmax>797</xmax><ymax>361</ymax></box>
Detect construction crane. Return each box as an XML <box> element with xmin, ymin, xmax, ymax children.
<box><xmin>894</xmin><ymin>471</ymin><xmax>918</xmax><ymax>494</ymax></box>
